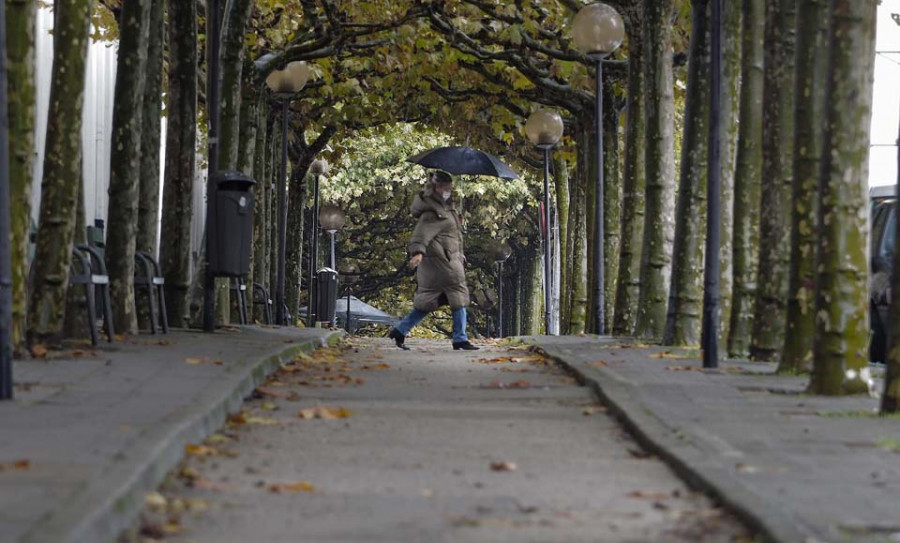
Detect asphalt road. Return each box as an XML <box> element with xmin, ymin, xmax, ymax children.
<box><xmin>119</xmin><ymin>337</ymin><xmax>753</xmax><ymax>543</ymax></box>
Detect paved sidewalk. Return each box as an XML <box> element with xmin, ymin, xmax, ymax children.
<box><xmin>530</xmin><ymin>336</ymin><xmax>900</xmax><ymax>543</ymax></box>
<box><xmin>0</xmin><ymin>326</ymin><xmax>340</xmax><ymax>543</ymax></box>
<box><xmin>121</xmin><ymin>337</ymin><xmax>751</xmax><ymax>543</ymax></box>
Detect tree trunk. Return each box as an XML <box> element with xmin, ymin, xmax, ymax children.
<box><xmin>779</xmin><ymin>0</ymin><xmax>829</xmax><ymax>374</ymax></box>
<box><xmin>554</xmin><ymin>154</ymin><xmax>570</xmax><ymax>333</ymax></box>
<box><xmin>603</xmin><ymin>75</ymin><xmax>621</xmax><ymax>332</ymax></box>
<box><xmin>252</xmin><ymin>101</ymin><xmax>269</xmax><ymax>321</ymax></box>
<box><xmin>749</xmin><ymin>0</ymin><xmax>796</xmax><ymax>361</ymax></box>
<box><xmin>286</xmin><ymin>168</ymin><xmax>308</xmax><ymax>322</ymax></box>
<box><xmin>106</xmin><ymin>0</ymin><xmax>152</xmax><ymax>335</ymax></box>
<box><xmin>664</xmin><ymin>0</ymin><xmax>710</xmax><ymax>347</ymax></box>
<box><xmin>635</xmin><ymin>0</ymin><xmax>676</xmax><ymax>341</ymax></box>
<box><xmin>160</xmin><ymin>0</ymin><xmax>197</xmax><ymax>329</ymax></box>
<box><xmin>137</xmin><ymin>0</ymin><xmax>164</xmax><ymax>257</ymax></box>
<box><xmin>269</xmin><ymin>126</ymin><xmax>280</xmax><ymax>297</ymax></box>
<box><xmin>809</xmin><ymin>0</ymin><xmax>875</xmax><ymax>396</ymax></box>
<box><xmin>568</xmin><ymin>127</ymin><xmax>589</xmax><ymax>335</ymax></box>
<box><xmin>613</xmin><ymin>5</ymin><xmax>646</xmax><ymax>337</ymax></box>
<box><xmin>6</xmin><ymin>0</ymin><xmax>36</xmax><ymax>352</ymax></box>
<box><xmin>520</xmin><ymin>240</ymin><xmax>543</xmax><ymax>336</ymax></box>
<box><xmin>718</xmin><ymin>0</ymin><xmax>742</xmax><ymax>344</ymax></box>
<box><xmin>27</xmin><ymin>0</ymin><xmax>94</xmax><ymax>345</ymax></box>
<box><xmin>64</xmin><ymin>175</ymin><xmax>88</xmax><ymax>339</ymax></box>
<box><xmin>236</xmin><ymin>75</ymin><xmax>259</xmax><ymax>321</ymax></box>
<box><xmin>728</xmin><ymin>0</ymin><xmax>765</xmax><ymax>358</ymax></box>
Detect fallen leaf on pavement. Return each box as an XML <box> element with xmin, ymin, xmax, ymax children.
<box><xmin>587</xmin><ymin>360</ymin><xmax>608</xmax><ymax>368</ymax></box>
<box><xmin>628</xmin><ymin>490</ymin><xmax>674</xmax><ymax>500</ymax></box>
<box><xmin>490</xmin><ymin>461</ymin><xmax>518</xmax><ymax>472</ymax></box>
<box><xmin>665</xmin><ymin>365</ymin><xmax>703</xmax><ymax>372</ymax></box>
<box><xmin>268</xmin><ymin>481</ymin><xmax>316</xmax><ymax>493</ymax></box>
<box><xmin>185</xmin><ymin>444</ymin><xmax>218</xmax><ymax>457</ymax></box>
<box><xmin>0</xmin><ymin>459</ymin><xmax>31</xmax><ymax>472</ymax></box>
<box><xmin>185</xmin><ymin>357</ymin><xmax>209</xmax><ymax>365</ymax></box>
<box><xmin>298</xmin><ymin>406</ymin><xmax>352</xmax><ymax>420</ymax></box>
<box><xmin>260</xmin><ymin>402</ymin><xmax>278</xmax><ymax>411</ymax></box>
<box><xmin>651</xmin><ymin>351</ymin><xmax>695</xmax><ymax>360</ymax></box>
<box><xmin>245</xmin><ymin>416</ymin><xmax>280</xmax><ymax>426</ymax></box>
<box><xmin>145</xmin><ymin>491</ymin><xmax>168</xmax><ymax>511</ymax></box>
<box><xmin>583</xmin><ymin>406</ymin><xmax>607</xmax><ymax>416</ymax></box>
<box><xmin>255</xmin><ymin>387</ymin><xmax>287</xmax><ymax>398</ymax></box>
<box><xmin>30</xmin><ymin>345</ymin><xmax>47</xmax><ymax>358</ymax></box>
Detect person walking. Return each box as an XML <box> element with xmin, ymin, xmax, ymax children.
<box><xmin>389</xmin><ymin>171</ymin><xmax>479</xmax><ymax>351</ymax></box>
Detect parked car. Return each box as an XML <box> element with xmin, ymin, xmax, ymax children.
<box><xmin>870</xmin><ymin>185</ymin><xmax>896</xmax><ymax>363</ymax></box>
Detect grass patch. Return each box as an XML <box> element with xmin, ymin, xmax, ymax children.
<box><xmin>818</xmin><ymin>410</ymin><xmax>900</xmax><ymax>419</ymax></box>
<box><xmin>876</xmin><ymin>437</ymin><xmax>900</xmax><ymax>452</ymax></box>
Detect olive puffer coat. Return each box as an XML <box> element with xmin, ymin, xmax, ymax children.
<box><xmin>408</xmin><ymin>186</ymin><xmax>470</xmax><ymax>312</ymax></box>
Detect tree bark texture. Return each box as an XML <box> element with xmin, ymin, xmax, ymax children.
<box><xmin>635</xmin><ymin>0</ymin><xmax>676</xmax><ymax>341</ymax></box>
<box><xmin>779</xmin><ymin>0</ymin><xmax>829</xmax><ymax>374</ymax></box>
<box><xmin>664</xmin><ymin>0</ymin><xmax>710</xmax><ymax>347</ymax></box>
<box><xmin>613</xmin><ymin>5</ymin><xmax>646</xmax><ymax>337</ymax></box>
<box><xmin>6</xmin><ymin>0</ymin><xmax>36</xmax><ymax>351</ymax></box>
<box><xmin>286</xmin><ymin>168</ymin><xmax>308</xmax><ymax>323</ymax></box>
<box><xmin>160</xmin><ymin>0</ymin><xmax>197</xmax><ymax>328</ymax></box>
<box><xmin>217</xmin><ymin>0</ymin><xmax>253</xmax><ymax>171</ymax></box>
<box><xmin>717</xmin><ymin>0</ymin><xmax>742</xmax><ymax>344</ymax></box>
<box><xmin>251</xmin><ymin>101</ymin><xmax>269</xmax><ymax>321</ymax></box>
<box><xmin>749</xmin><ymin>0</ymin><xmax>796</xmax><ymax>361</ymax></box>
<box><xmin>63</xmin><ymin>176</ymin><xmax>88</xmax><ymax>339</ymax></box>
<box><xmin>728</xmin><ymin>0</ymin><xmax>765</xmax><ymax>358</ymax></box>
<box><xmin>520</xmin><ymin>240</ymin><xmax>543</xmax><ymax>336</ymax></box>
<box><xmin>568</xmin><ymin>127</ymin><xmax>589</xmax><ymax>335</ymax></box>
<box><xmin>27</xmin><ymin>0</ymin><xmax>94</xmax><ymax>345</ymax></box>
<box><xmin>106</xmin><ymin>0</ymin><xmax>152</xmax><ymax>335</ymax></box>
<box><xmin>268</xmin><ymin>125</ymin><xmax>280</xmax><ymax>296</ymax></box>
<box><xmin>603</xmin><ymin>76</ymin><xmax>621</xmax><ymax>332</ymax></box>
<box><xmin>810</xmin><ymin>0</ymin><xmax>876</xmax><ymax>396</ymax></box>
<box><xmin>554</xmin><ymin>154</ymin><xmax>570</xmax><ymax>333</ymax></box>
<box><xmin>137</xmin><ymin>0</ymin><xmax>164</xmax><ymax>257</ymax></box>
<box><xmin>236</xmin><ymin>76</ymin><xmax>260</xmax><ymax>320</ymax></box>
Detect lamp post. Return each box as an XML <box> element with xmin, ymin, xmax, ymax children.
<box><xmin>319</xmin><ymin>204</ymin><xmax>346</xmax><ymax>270</ymax></box>
<box><xmin>526</xmin><ymin>109</ymin><xmax>565</xmax><ymax>336</ymax></box>
<box><xmin>572</xmin><ymin>2</ymin><xmax>625</xmax><ymax>335</ymax></box>
<box><xmin>306</xmin><ymin>158</ymin><xmax>329</xmax><ymax>326</ymax></box>
<box><xmin>490</xmin><ymin>240</ymin><xmax>512</xmax><ymax>338</ymax></box>
<box><xmin>700</xmin><ymin>0</ymin><xmax>724</xmax><ymax>368</ymax></box>
<box><xmin>266</xmin><ymin>61</ymin><xmax>310</xmax><ymax>325</ymax></box>
<box><xmin>0</xmin><ymin>0</ymin><xmax>13</xmax><ymax>399</ymax></box>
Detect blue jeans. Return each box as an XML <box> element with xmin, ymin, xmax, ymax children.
<box><xmin>396</xmin><ymin>307</ymin><xmax>468</xmax><ymax>343</ymax></box>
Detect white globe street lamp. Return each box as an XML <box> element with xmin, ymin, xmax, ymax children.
<box><xmin>266</xmin><ymin>61</ymin><xmax>309</xmax><ymax>325</ymax></box>
<box><xmin>319</xmin><ymin>204</ymin><xmax>346</xmax><ymax>270</ymax></box>
<box><xmin>526</xmin><ymin>109</ymin><xmax>564</xmax><ymax>336</ymax></box>
<box><xmin>572</xmin><ymin>2</ymin><xmax>623</xmax><ymax>335</ymax></box>
<box><xmin>306</xmin><ymin>157</ymin><xmax>329</xmax><ymax>326</ymax></box>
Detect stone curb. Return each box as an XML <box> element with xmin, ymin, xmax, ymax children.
<box><xmin>531</xmin><ymin>341</ymin><xmax>823</xmax><ymax>543</ymax></box>
<box><xmin>23</xmin><ymin>330</ymin><xmax>344</xmax><ymax>543</ymax></box>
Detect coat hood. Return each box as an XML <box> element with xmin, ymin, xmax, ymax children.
<box><xmin>411</xmin><ymin>182</ymin><xmax>451</xmax><ymax>218</ymax></box>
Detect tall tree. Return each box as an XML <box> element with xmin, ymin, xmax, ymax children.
<box><xmin>5</xmin><ymin>0</ymin><xmax>36</xmax><ymax>351</ymax></box>
<box><xmin>810</xmin><ymin>0</ymin><xmax>876</xmax><ymax>396</ymax></box>
<box><xmin>137</xmin><ymin>0</ymin><xmax>165</xmax><ymax>257</ymax></box>
<box><xmin>635</xmin><ymin>0</ymin><xmax>676</xmax><ymax>341</ymax></box>
<box><xmin>749</xmin><ymin>0</ymin><xmax>796</xmax><ymax>361</ymax></box>
<box><xmin>664</xmin><ymin>0</ymin><xmax>711</xmax><ymax>346</ymax></box>
<box><xmin>717</xmin><ymin>0</ymin><xmax>742</xmax><ymax>343</ymax></box>
<box><xmin>106</xmin><ymin>0</ymin><xmax>152</xmax><ymax>334</ymax></box>
<box><xmin>568</xmin><ymin>125</ymin><xmax>589</xmax><ymax>334</ymax></box>
<box><xmin>554</xmin><ymin>153</ymin><xmax>570</xmax><ymax>332</ymax></box>
<box><xmin>728</xmin><ymin>0</ymin><xmax>765</xmax><ymax>357</ymax></box>
<box><xmin>613</xmin><ymin>3</ymin><xmax>646</xmax><ymax>337</ymax></box>
<box><xmin>779</xmin><ymin>0</ymin><xmax>829</xmax><ymax>374</ymax></box>
<box><xmin>602</xmin><ymin>76</ymin><xmax>621</xmax><ymax>331</ymax></box>
<box><xmin>27</xmin><ymin>0</ymin><xmax>95</xmax><ymax>345</ymax></box>
<box><xmin>160</xmin><ymin>0</ymin><xmax>198</xmax><ymax>328</ymax></box>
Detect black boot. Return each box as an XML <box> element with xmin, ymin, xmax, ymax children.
<box><xmin>388</xmin><ymin>328</ymin><xmax>410</xmax><ymax>350</ymax></box>
<box><xmin>453</xmin><ymin>341</ymin><xmax>480</xmax><ymax>351</ymax></box>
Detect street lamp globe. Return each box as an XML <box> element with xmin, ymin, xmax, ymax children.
<box><xmin>265</xmin><ymin>60</ymin><xmax>310</xmax><ymax>94</ymax></box>
<box><xmin>490</xmin><ymin>239</ymin><xmax>512</xmax><ymax>263</ymax></box>
<box><xmin>525</xmin><ymin>110</ymin><xmax>565</xmax><ymax>148</ymax></box>
<box><xmin>319</xmin><ymin>204</ymin><xmax>346</xmax><ymax>233</ymax></box>
<box><xmin>572</xmin><ymin>3</ymin><xmax>625</xmax><ymax>57</ymax></box>
<box><xmin>310</xmin><ymin>158</ymin><xmax>330</xmax><ymax>175</ymax></box>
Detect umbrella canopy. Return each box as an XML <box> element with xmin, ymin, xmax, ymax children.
<box><xmin>406</xmin><ymin>146</ymin><xmax>519</xmax><ymax>180</ymax></box>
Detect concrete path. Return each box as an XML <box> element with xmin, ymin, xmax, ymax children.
<box><xmin>121</xmin><ymin>337</ymin><xmax>752</xmax><ymax>543</ymax></box>
<box><xmin>530</xmin><ymin>336</ymin><xmax>900</xmax><ymax>543</ymax></box>
<box><xmin>0</xmin><ymin>326</ymin><xmax>338</xmax><ymax>543</ymax></box>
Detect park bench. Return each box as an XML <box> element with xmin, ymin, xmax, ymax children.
<box><xmin>70</xmin><ymin>245</ymin><xmax>115</xmax><ymax>346</ymax></box>
<box><xmin>134</xmin><ymin>251</ymin><xmax>168</xmax><ymax>334</ymax></box>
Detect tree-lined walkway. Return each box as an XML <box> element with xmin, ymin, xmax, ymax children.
<box><xmin>120</xmin><ymin>338</ymin><xmax>751</xmax><ymax>543</ymax></box>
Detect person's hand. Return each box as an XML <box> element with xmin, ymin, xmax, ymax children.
<box><xmin>409</xmin><ymin>254</ymin><xmax>424</xmax><ymax>269</ymax></box>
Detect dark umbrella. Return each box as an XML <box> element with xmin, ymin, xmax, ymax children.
<box><xmin>406</xmin><ymin>146</ymin><xmax>519</xmax><ymax>179</ymax></box>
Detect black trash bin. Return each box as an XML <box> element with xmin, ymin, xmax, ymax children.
<box><xmin>210</xmin><ymin>171</ymin><xmax>255</xmax><ymax>277</ymax></box>
<box><xmin>315</xmin><ymin>268</ymin><xmax>339</xmax><ymax>324</ymax></box>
